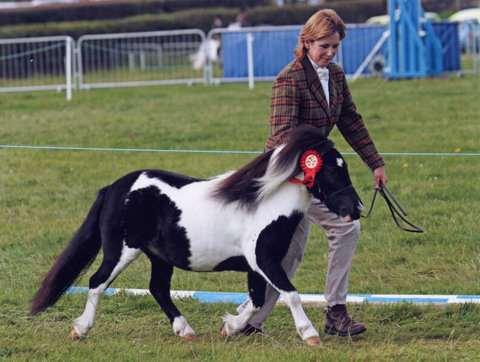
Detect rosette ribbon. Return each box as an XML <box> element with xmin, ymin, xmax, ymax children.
<box><xmin>289</xmin><ymin>150</ymin><xmax>323</xmax><ymax>188</ymax></box>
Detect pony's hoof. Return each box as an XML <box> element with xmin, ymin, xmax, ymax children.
<box><xmin>69</xmin><ymin>327</ymin><xmax>83</xmax><ymax>341</ymax></box>
<box><xmin>181</xmin><ymin>333</ymin><xmax>196</xmax><ymax>342</ymax></box>
<box><xmin>305</xmin><ymin>336</ymin><xmax>321</xmax><ymax>346</ymax></box>
<box><xmin>219</xmin><ymin>323</ymin><xmax>228</xmax><ymax>337</ymax></box>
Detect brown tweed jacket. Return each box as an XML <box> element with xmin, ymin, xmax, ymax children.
<box><xmin>265</xmin><ymin>56</ymin><xmax>384</xmax><ymax>171</ymax></box>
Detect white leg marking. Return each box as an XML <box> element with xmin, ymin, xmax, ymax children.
<box><xmin>72</xmin><ymin>243</ymin><xmax>140</xmax><ymax>338</ymax></box>
<box><xmin>282</xmin><ymin>291</ymin><xmax>319</xmax><ymax>341</ymax></box>
<box><xmin>236</xmin><ymin>298</ymin><xmax>249</xmax><ymax>314</ymax></box>
<box><xmin>172</xmin><ymin>316</ymin><xmax>196</xmax><ymax>338</ymax></box>
<box><xmin>72</xmin><ymin>288</ymin><xmax>101</xmax><ymax>338</ymax></box>
<box><xmin>222</xmin><ymin>299</ymin><xmax>259</xmax><ymax>336</ymax></box>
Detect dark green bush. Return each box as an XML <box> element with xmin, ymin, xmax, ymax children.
<box><xmin>0</xmin><ymin>8</ymin><xmax>239</xmax><ymax>39</ymax></box>
<box><xmin>247</xmin><ymin>2</ymin><xmax>385</xmax><ymax>26</ymax></box>
<box><xmin>0</xmin><ymin>3</ymin><xmax>386</xmax><ymax>40</ymax></box>
<box><xmin>0</xmin><ymin>0</ymin><xmax>271</xmax><ymax>26</ymax></box>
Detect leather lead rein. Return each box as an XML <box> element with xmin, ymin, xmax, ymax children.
<box><xmin>362</xmin><ymin>185</ymin><xmax>424</xmax><ymax>233</ymax></box>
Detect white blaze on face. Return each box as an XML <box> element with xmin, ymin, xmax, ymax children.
<box><xmin>336</xmin><ymin>158</ymin><xmax>344</xmax><ymax>167</ymax></box>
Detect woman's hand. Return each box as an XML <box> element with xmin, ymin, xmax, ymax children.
<box><xmin>373</xmin><ymin>166</ymin><xmax>388</xmax><ymax>189</ymax></box>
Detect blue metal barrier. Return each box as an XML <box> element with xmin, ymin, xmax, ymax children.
<box><xmin>387</xmin><ymin>0</ymin><xmax>443</xmax><ymax>78</ymax></box>
<box><xmin>221</xmin><ymin>22</ymin><xmax>459</xmax><ymax>80</ymax></box>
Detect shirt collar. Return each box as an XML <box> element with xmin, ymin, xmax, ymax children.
<box><xmin>307</xmin><ymin>56</ymin><xmax>329</xmax><ymax>80</ymax></box>
<box><xmin>307</xmin><ymin>56</ymin><xmax>327</xmax><ymax>71</ymax></box>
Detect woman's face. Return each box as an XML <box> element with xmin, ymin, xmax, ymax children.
<box><xmin>305</xmin><ymin>32</ymin><xmax>341</xmax><ymax>67</ymax></box>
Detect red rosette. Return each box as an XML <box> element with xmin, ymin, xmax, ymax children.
<box><xmin>299</xmin><ymin>150</ymin><xmax>323</xmax><ymax>188</ymax></box>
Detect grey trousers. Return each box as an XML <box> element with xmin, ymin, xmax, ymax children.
<box><xmin>243</xmin><ymin>198</ymin><xmax>361</xmax><ymax>329</ymax></box>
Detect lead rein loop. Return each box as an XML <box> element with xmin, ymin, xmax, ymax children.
<box><xmin>362</xmin><ymin>185</ymin><xmax>424</xmax><ymax>233</ymax></box>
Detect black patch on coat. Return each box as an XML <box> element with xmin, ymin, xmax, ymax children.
<box><xmin>124</xmin><ymin>186</ymin><xmax>192</xmax><ymax>270</ymax></box>
<box><xmin>213</xmin><ymin>256</ymin><xmax>250</xmax><ymax>272</ymax></box>
<box><xmin>145</xmin><ymin>251</ymin><xmax>181</xmax><ymax>323</ymax></box>
<box><xmin>143</xmin><ymin>169</ymin><xmax>201</xmax><ymax>188</ymax></box>
<box><xmin>248</xmin><ymin>271</ymin><xmax>267</xmax><ymax>308</ymax></box>
<box><xmin>255</xmin><ymin>211</ymin><xmax>304</xmax><ymax>292</ymax></box>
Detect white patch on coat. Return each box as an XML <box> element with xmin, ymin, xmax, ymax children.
<box><xmin>336</xmin><ymin>158</ymin><xmax>344</xmax><ymax>167</ymax></box>
<box><xmin>128</xmin><ymin>170</ymin><xmax>311</xmax><ymax>274</ymax></box>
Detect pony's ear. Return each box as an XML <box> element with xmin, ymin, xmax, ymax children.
<box><xmin>315</xmin><ymin>139</ymin><xmax>334</xmax><ymax>154</ymax></box>
<box><xmin>299</xmin><ymin>150</ymin><xmax>323</xmax><ymax>188</ymax></box>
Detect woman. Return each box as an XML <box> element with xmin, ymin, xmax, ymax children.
<box><xmin>240</xmin><ymin>9</ymin><xmax>388</xmax><ymax>337</ymax></box>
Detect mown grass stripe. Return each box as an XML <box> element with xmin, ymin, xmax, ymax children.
<box><xmin>2</xmin><ymin>144</ymin><xmax>480</xmax><ymax>157</ymax></box>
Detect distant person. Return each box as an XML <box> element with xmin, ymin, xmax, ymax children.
<box><xmin>212</xmin><ymin>15</ymin><xmax>224</xmax><ymax>29</ymax></box>
<box><xmin>190</xmin><ymin>14</ymin><xmax>224</xmax><ymax>70</ymax></box>
<box><xmin>239</xmin><ymin>9</ymin><xmax>388</xmax><ymax>338</ymax></box>
<box><xmin>228</xmin><ymin>8</ymin><xmax>248</xmax><ymax>29</ymax></box>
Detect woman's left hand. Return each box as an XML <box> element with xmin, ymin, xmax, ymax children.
<box><xmin>373</xmin><ymin>166</ymin><xmax>388</xmax><ymax>189</ymax></box>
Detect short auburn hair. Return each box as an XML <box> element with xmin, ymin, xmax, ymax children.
<box><xmin>294</xmin><ymin>9</ymin><xmax>346</xmax><ymax>59</ymax></box>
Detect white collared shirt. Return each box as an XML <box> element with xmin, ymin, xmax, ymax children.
<box><xmin>308</xmin><ymin>56</ymin><xmax>329</xmax><ymax>106</ymax></box>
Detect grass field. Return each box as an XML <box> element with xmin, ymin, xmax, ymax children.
<box><xmin>1</xmin><ymin>75</ymin><xmax>480</xmax><ymax>360</ymax></box>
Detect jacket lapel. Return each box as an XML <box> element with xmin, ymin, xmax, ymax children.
<box><xmin>328</xmin><ymin>63</ymin><xmax>339</xmax><ymax>114</ymax></box>
<box><xmin>300</xmin><ymin>56</ymin><xmax>330</xmax><ymax>116</ymax></box>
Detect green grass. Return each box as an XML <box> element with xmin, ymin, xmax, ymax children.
<box><xmin>81</xmin><ymin>64</ymin><xmax>205</xmax><ymax>84</ymax></box>
<box><xmin>1</xmin><ymin>76</ymin><xmax>480</xmax><ymax>360</ymax></box>
<box><xmin>0</xmin><ymin>64</ymin><xmax>205</xmax><ymax>88</ymax></box>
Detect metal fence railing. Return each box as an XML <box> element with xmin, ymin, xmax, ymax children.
<box><xmin>0</xmin><ymin>23</ymin><xmax>475</xmax><ymax>99</ymax></box>
<box><xmin>76</xmin><ymin>29</ymin><xmax>206</xmax><ymax>90</ymax></box>
<box><xmin>459</xmin><ymin>22</ymin><xmax>480</xmax><ymax>75</ymax></box>
<box><xmin>0</xmin><ymin>36</ymin><xmax>74</xmax><ymax>99</ymax></box>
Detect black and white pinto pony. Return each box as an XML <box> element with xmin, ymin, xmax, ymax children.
<box><xmin>30</xmin><ymin>125</ymin><xmax>362</xmax><ymax>346</ymax></box>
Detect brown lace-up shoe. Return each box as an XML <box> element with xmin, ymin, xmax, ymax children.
<box><xmin>324</xmin><ymin>304</ymin><xmax>366</xmax><ymax>337</ymax></box>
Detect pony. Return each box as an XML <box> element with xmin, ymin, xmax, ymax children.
<box><xmin>30</xmin><ymin>125</ymin><xmax>362</xmax><ymax>346</ymax></box>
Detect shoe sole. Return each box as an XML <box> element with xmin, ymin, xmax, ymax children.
<box><xmin>324</xmin><ymin>326</ymin><xmax>366</xmax><ymax>337</ymax></box>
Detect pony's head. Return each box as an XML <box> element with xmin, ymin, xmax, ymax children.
<box><xmin>307</xmin><ymin>147</ymin><xmax>362</xmax><ymax>221</ymax></box>
<box><xmin>276</xmin><ymin>126</ymin><xmax>362</xmax><ymax>221</ymax></box>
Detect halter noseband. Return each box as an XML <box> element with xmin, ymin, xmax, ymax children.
<box><xmin>320</xmin><ymin>185</ymin><xmax>356</xmax><ymax>203</ymax></box>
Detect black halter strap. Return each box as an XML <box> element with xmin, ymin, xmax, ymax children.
<box><xmin>363</xmin><ymin>185</ymin><xmax>424</xmax><ymax>233</ymax></box>
<box><xmin>321</xmin><ymin>185</ymin><xmax>355</xmax><ymax>202</ymax></box>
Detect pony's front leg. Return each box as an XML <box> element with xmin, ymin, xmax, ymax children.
<box><xmin>251</xmin><ymin>226</ymin><xmax>320</xmax><ymax>344</ymax></box>
<box><xmin>280</xmin><ymin>291</ymin><xmax>319</xmax><ymax>344</ymax></box>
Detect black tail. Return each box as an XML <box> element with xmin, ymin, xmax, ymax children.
<box><xmin>30</xmin><ymin>187</ymin><xmax>108</xmax><ymax>316</ymax></box>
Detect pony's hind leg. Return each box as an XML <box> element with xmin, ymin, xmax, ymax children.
<box><xmin>220</xmin><ymin>271</ymin><xmax>264</xmax><ymax>337</ymax></box>
<box><xmin>146</xmin><ymin>253</ymin><xmax>196</xmax><ymax>340</ymax></box>
<box><xmin>71</xmin><ymin>243</ymin><xmax>140</xmax><ymax>339</ymax></box>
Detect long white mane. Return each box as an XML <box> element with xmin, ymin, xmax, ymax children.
<box><xmin>255</xmin><ymin>145</ymin><xmax>300</xmax><ymax>201</ymax></box>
